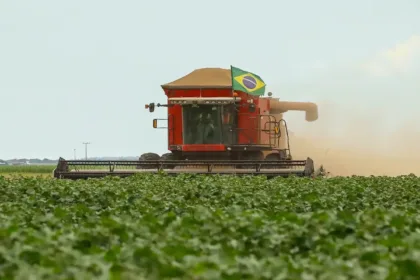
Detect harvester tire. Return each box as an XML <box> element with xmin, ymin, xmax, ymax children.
<box><xmin>265</xmin><ymin>153</ymin><xmax>281</xmax><ymax>160</ymax></box>
<box><xmin>160</xmin><ymin>153</ymin><xmax>176</xmax><ymax>169</ymax></box>
<box><xmin>136</xmin><ymin>152</ymin><xmax>160</xmax><ymax>169</ymax></box>
<box><xmin>237</xmin><ymin>151</ymin><xmax>264</xmax><ymax>169</ymax></box>
<box><xmin>263</xmin><ymin>153</ymin><xmax>281</xmax><ymax>169</ymax></box>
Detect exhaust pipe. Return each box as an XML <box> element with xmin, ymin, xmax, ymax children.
<box><xmin>270</xmin><ymin>99</ymin><xmax>318</xmax><ymax>122</ymax></box>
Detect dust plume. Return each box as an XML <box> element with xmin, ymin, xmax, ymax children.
<box><xmin>287</xmin><ymin>101</ymin><xmax>420</xmax><ymax>177</ymax></box>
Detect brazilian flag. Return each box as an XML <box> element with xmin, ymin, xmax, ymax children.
<box><xmin>231</xmin><ymin>65</ymin><xmax>266</xmax><ymax>96</ymax></box>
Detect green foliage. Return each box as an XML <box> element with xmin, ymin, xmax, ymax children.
<box><xmin>1</xmin><ymin>174</ymin><xmax>420</xmax><ymax>279</ymax></box>
<box><xmin>0</xmin><ymin>165</ymin><xmax>55</xmax><ymax>174</ymax></box>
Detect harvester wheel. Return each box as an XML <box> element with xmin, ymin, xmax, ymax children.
<box><xmin>263</xmin><ymin>153</ymin><xmax>281</xmax><ymax>169</ymax></box>
<box><xmin>237</xmin><ymin>151</ymin><xmax>264</xmax><ymax>169</ymax></box>
<box><xmin>136</xmin><ymin>152</ymin><xmax>160</xmax><ymax>169</ymax></box>
<box><xmin>160</xmin><ymin>153</ymin><xmax>176</xmax><ymax>169</ymax></box>
<box><xmin>265</xmin><ymin>153</ymin><xmax>281</xmax><ymax>160</ymax></box>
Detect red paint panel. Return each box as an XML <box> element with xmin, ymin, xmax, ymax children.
<box><xmin>236</xmin><ymin>91</ymin><xmax>259</xmax><ymax>145</ymax></box>
<box><xmin>167</xmin><ymin>103</ymin><xmax>182</xmax><ymax>147</ymax></box>
<box><xmin>166</xmin><ymin>89</ymin><xmax>200</xmax><ymax>98</ymax></box>
<box><xmin>181</xmin><ymin>144</ymin><xmax>225</xmax><ymax>152</ymax></box>
<box><xmin>201</xmin><ymin>88</ymin><xmax>232</xmax><ymax>98</ymax></box>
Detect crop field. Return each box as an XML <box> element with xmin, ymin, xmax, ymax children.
<box><xmin>0</xmin><ymin>165</ymin><xmax>55</xmax><ymax>177</ymax></box>
<box><xmin>1</xmin><ymin>174</ymin><xmax>420</xmax><ymax>279</ymax></box>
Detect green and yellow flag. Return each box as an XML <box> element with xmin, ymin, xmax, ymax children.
<box><xmin>231</xmin><ymin>66</ymin><xmax>266</xmax><ymax>96</ymax></box>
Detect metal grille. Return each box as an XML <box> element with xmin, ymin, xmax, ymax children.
<box><xmin>53</xmin><ymin>158</ymin><xmax>314</xmax><ymax>179</ymax></box>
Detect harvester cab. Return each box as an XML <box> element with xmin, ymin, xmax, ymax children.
<box><xmin>53</xmin><ymin>67</ymin><xmax>319</xmax><ymax>179</ymax></box>
<box><xmin>148</xmin><ymin>98</ymin><xmax>241</xmax><ymax>147</ymax></box>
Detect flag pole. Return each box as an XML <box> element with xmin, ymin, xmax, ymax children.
<box><xmin>230</xmin><ymin>65</ymin><xmax>234</xmax><ymax>96</ymax></box>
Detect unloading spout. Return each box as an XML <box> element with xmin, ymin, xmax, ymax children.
<box><xmin>270</xmin><ymin>99</ymin><xmax>318</xmax><ymax>122</ymax></box>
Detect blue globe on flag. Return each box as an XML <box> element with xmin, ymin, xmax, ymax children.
<box><xmin>242</xmin><ymin>75</ymin><xmax>257</xmax><ymax>89</ymax></box>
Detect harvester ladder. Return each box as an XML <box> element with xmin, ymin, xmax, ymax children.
<box><xmin>279</xmin><ymin>119</ymin><xmax>292</xmax><ymax>158</ymax></box>
<box><xmin>262</xmin><ymin>115</ymin><xmax>281</xmax><ymax>148</ymax></box>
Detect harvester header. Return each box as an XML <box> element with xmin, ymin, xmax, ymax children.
<box><xmin>54</xmin><ymin>66</ymin><xmax>318</xmax><ymax>179</ymax></box>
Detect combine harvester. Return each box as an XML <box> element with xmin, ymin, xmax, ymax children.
<box><xmin>53</xmin><ymin>66</ymin><xmax>318</xmax><ymax>179</ymax></box>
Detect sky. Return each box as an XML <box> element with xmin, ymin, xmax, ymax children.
<box><xmin>1</xmin><ymin>0</ymin><xmax>420</xmax><ymax>160</ymax></box>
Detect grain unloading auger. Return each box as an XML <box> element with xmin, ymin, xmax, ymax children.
<box><xmin>53</xmin><ymin>67</ymin><xmax>318</xmax><ymax>180</ymax></box>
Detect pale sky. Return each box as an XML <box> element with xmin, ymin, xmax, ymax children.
<box><xmin>1</xmin><ymin>0</ymin><xmax>419</xmax><ymax>159</ymax></box>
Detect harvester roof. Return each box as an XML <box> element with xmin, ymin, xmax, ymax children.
<box><xmin>161</xmin><ymin>68</ymin><xmax>232</xmax><ymax>89</ymax></box>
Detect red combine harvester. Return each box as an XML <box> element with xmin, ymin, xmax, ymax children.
<box><xmin>54</xmin><ymin>66</ymin><xmax>318</xmax><ymax>179</ymax></box>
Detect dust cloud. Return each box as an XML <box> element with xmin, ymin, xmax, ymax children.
<box><xmin>286</xmin><ymin>101</ymin><xmax>420</xmax><ymax>177</ymax></box>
